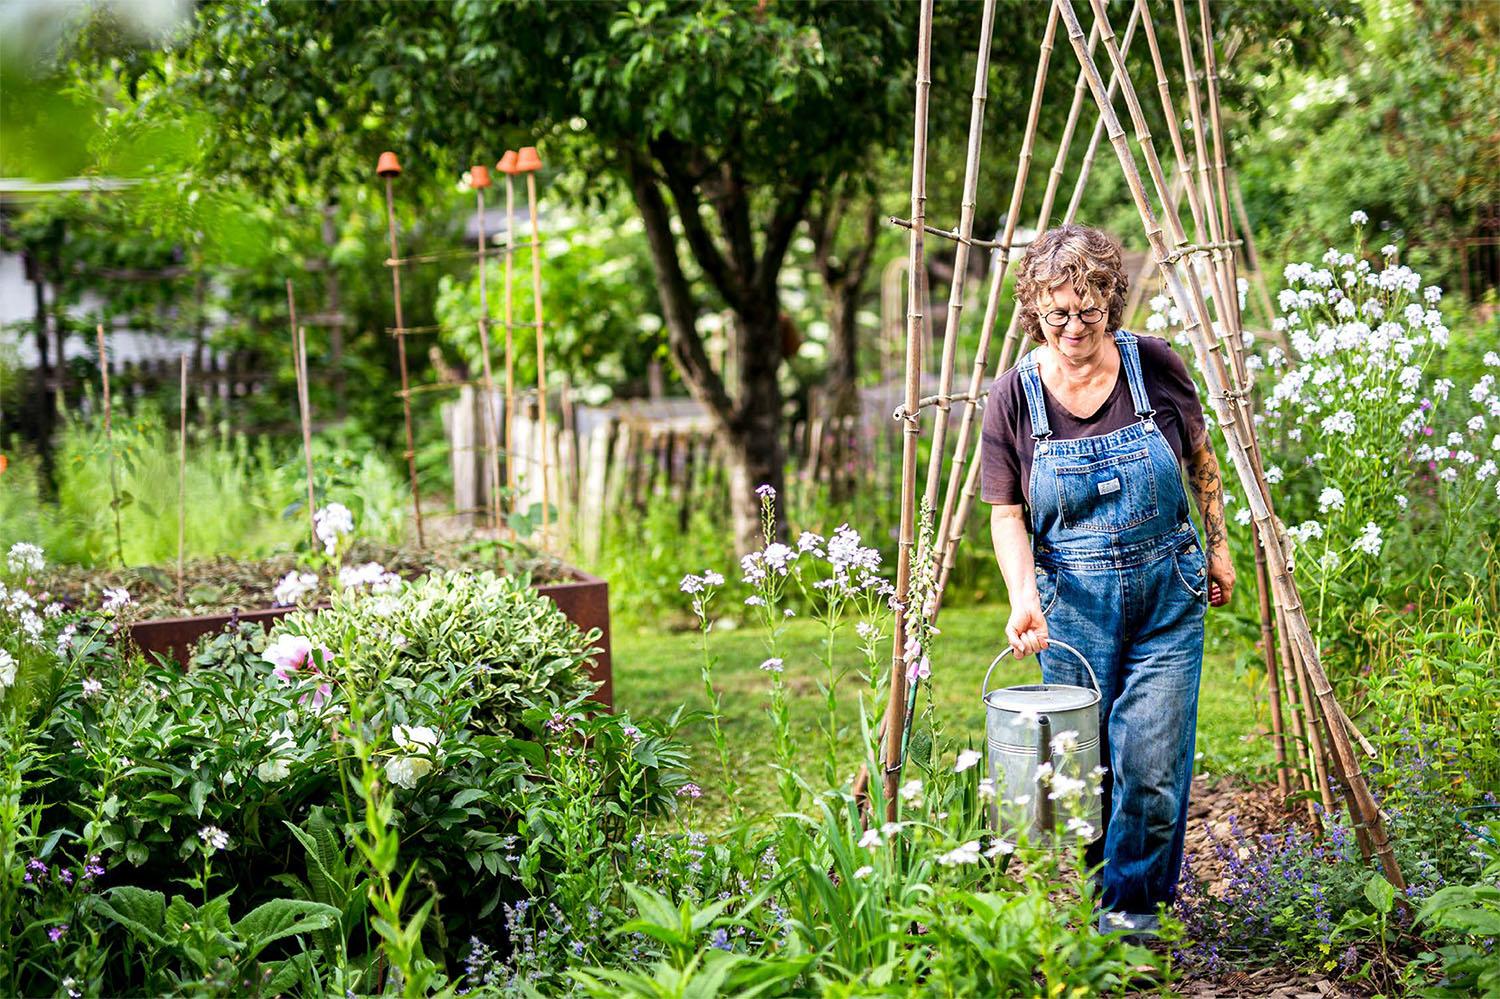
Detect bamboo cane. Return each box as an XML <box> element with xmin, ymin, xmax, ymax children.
<box><xmin>1274</xmin><ymin>597</ymin><xmax>1320</xmax><ymax>827</ymax></box>
<box><xmin>922</xmin><ymin>0</ymin><xmax>1000</xmax><ymax>514</ymax></box>
<box><xmin>928</xmin><ymin>1</ymin><xmax>1060</xmax><ymax>611</ymax></box>
<box><xmin>294</xmin><ymin>325</ymin><xmax>317</xmax><ymax>555</ymax></box>
<box><xmin>1134</xmin><ymin>0</ymin><xmax>1292</xmax><ymax>793</ymax></box>
<box><xmin>381</xmin><ymin>175</ymin><xmax>425</xmax><ymax>547</ymax></box>
<box><xmin>177</xmin><ymin>353</ymin><xmax>188</xmax><ymax>603</ymax></box>
<box><xmin>994</xmin><ymin>6</ymin><xmax>1141</xmax><ymax>378</ymax></box>
<box><xmin>286</xmin><ymin>282</ymin><xmax>317</xmax><ymax>549</ymax></box>
<box><xmin>525</xmin><ymin>170</ymin><xmax>550</xmax><ymax>541</ymax></box>
<box><xmin>1199</xmin><ymin>0</ymin><xmax>1244</xmax><ymax>340</ymax></box>
<box><xmin>504</xmin><ymin>171</ymin><xmax>518</xmax><ymax>535</ymax></box>
<box><xmin>934</xmin><ymin>7</ymin><xmax>1140</xmax><ymax>601</ymax></box>
<box><xmin>95</xmin><ymin>324</ymin><xmax>125</xmax><ymax>567</ymax></box>
<box><xmin>879</xmin><ymin>0</ymin><xmax>934</xmax><ymax>823</ymax></box>
<box><xmin>1135</xmin><ymin>0</ymin><xmax>1235</xmax><ymax>327</ymax></box>
<box><xmin>474</xmin><ymin>181</ymin><xmax>503</xmax><ymax>533</ymax></box>
<box><xmin>1059</xmin><ymin>0</ymin><xmax>1404</xmax><ymax>892</ymax></box>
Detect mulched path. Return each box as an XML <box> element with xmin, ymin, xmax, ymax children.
<box><xmin>1152</xmin><ymin>776</ymin><xmax>1376</xmax><ymax>999</ymax></box>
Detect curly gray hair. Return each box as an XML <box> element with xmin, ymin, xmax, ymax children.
<box><xmin>1013</xmin><ymin>224</ymin><xmax>1128</xmax><ymax>344</ymax></box>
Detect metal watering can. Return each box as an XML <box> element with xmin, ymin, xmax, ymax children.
<box><xmin>981</xmin><ymin>639</ymin><xmax>1103</xmax><ymax>842</ymax></box>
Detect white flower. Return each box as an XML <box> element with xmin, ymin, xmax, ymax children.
<box><xmin>1050</xmin><ymin>730</ymin><xmax>1079</xmax><ymax>754</ymax></box>
<box><xmin>1439</xmin><ymin>466</ymin><xmax>1459</xmax><ymax>483</ymax></box>
<box><xmin>1145</xmin><ymin>313</ymin><xmax>1168</xmax><ymax>333</ymax></box>
<box><xmin>256</xmin><ymin>757</ymin><xmax>292</xmax><ymax>783</ymax></box>
<box><xmin>6</xmin><ymin>542</ymin><xmax>44</xmax><ymax>575</ymax></box>
<box><xmin>312</xmin><ymin>503</ymin><xmax>355</xmax><ymax>556</ymax></box>
<box><xmin>1424</xmin><ymin>285</ymin><xmax>1443</xmax><ymax>304</ymax></box>
<box><xmin>955</xmin><ymin>749</ymin><xmax>982</xmax><ymax>773</ymax></box>
<box><xmin>1434</xmin><ymin>378</ymin><xmax>1454</xmax><ymax>400</ymax></box>
<box><xmin>759</xmin><ymin>657</ymin><xmax>784</xmax><ymax>674</ymax></box>
<box><xmin>1478</xmin><ymin>461</ymin><xmax>1497</xmax><ymax>482</ymax></box>
<box><xmin>1263</xmin><ymin>465</ymin><xmax>1284</xmax><ymax>485</ymax></box>
<box><xmin>81</xmin><ymin>678</ymin><xmax>103</xmax><ymax>699</ymax></box>
<box><xmin>936</xmin><ymin>840</ymin><xmax>982</xmax><ymax>867</ymax></box>
<box><xmin>985</xmin><ymin>837</ymin><xmax>1015</xmax><ymax>858</ymax></box>
<box><xmin>1047</xmin><ymin>774</ymin><xmax>1087</xmax><ymax>801</ymax></box>
<box><xmin>273</xmin><ymin>571</ymin><xmax>319</xmax><ymax>607</ymax></box>
<box><xmin>1380</xmin><ymin>244</ymin><xmax>1397</xmax><ymax>257</ymax></box>
<box><xmin>978</xmin><ymin>778</ymin><xmax>997</xmax><ymax>802</ymax></box>
<box><xmin>1395</xmin><ymin>495</ymin><xmax>1408</xmax><ymax>510</ymax></box>
<box><xmin>858</xmin><ymin>828</ymin><xmax>882</xmax><ymax>849</ymax></box>
<box><xmin>198</xmin><ymin>826</ymin><xmax>230</xmax><ymax>853</ymax></box>
<box><xmin>1349</xmin><ymin>210</ymin><xmax>1369</xmax><ymax>226</ymax></box>
<box><xmin>101</xmin><ymin>588</ymin><xmax>132</xmax><ymax>613</ymax></box>
<box><xmin>1317</xmin><ymin>487</ymin><xmax>1346</xmax><ymax>513</ymax></box>
<box><xmin>855</xmin><ymin>621</ymin><xmax>876</xmax><ymax>640</ymax></box>
<box><xmin>1011</xmin><ymin>794</ymin><xmax>1033</xmax><ymax>807</ymax></box>
<box><xmin>1351</xmin><ymin>522</ymin><xmax>1383</xmax><ymax>557</ymax></box>
<box><xmin>1235</xmin><ymin>508</ymin><xmax>1252</xmax><ymax>526</ymax></box>
<box><xmin>1321</xmin><ymin>410</ymin><xmax>1356</xmax><ymax>436</ymax></box>
<box><xmin>853</xmin><ymin>865</ymin><xmax>874</xmax><ymax>879</ymax></box>
<box><xmin>703</xmin><ymin>570</ymin><xmax>724</xmax><ymax>587</ymax></box>
<box><xmin>898</xmin><ymin>779</ymin><xmax>923</xmax><ymax>805</ymax></box>
<box><xmin>338</xmin><ymin>562</ymin><xmax>400</xmax><ymax>592</ymax></box>
<box><xmin>880</xmin><ymin>822</ymin><xmax>902</xmax><ymax>838</ymax></box>
<box><xmin>1290</xmin><ymin>520</ymin><xmax>1324</xmax><ymax>544</ymax></box>
<box><xmin>679</xmin><ymin>574</ymin><xmax>704</xmax><ymax>595</ymax></box>
<box><xmin>394</xmin><ymin>724</ymin><xmax>440</xmax><ymax>752</ymax></box>
<box><xmin>1066</xmin><ymin>816</ymin><xmax>1097</xmax><ymax>840</ymax></box>
<box><xmin>0</xmin><ymin>649</ymin><xmax>15</xmax><ymax>688</ymax></box>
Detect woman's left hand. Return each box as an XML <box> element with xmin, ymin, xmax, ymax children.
<box><xmin>1207</xmin><ymin>546</ymin><xmax>1235</xmax><ymax>607</ymax></box>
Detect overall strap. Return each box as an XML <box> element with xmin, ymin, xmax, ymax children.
<box><xmin>1017</xmin><ymin>350</ymin><xmax>1053</xmax><ymax>440</ymax></box>
<box><xmin>1114</xmin><ymin>329</ymin><xmax>1156</xmax><ymax>419</ymax></box>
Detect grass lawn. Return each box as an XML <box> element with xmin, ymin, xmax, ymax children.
<box><xmin>613</xmin><ymin>601</ymin><xmax>1277</xmax><ymax>827</ymax></box>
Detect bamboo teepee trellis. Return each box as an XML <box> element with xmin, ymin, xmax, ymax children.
<box><xmin>874</xmin><ymin>0</ymin><xmax>1404</xmax><ymax>891</ymax></box>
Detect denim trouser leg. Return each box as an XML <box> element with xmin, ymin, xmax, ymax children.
<box><xmin>1036</xmin><ymin>545</ymin><xmax>1205</xmax><ymax>926</ymax></box>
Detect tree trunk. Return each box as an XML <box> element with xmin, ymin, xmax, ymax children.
<box><xmin>27</xmin><ymin>253</ymin><xmax>57</xmax><ymax>485</ymax></box>
<box><xmin>727</xmin><ymin>311</ymin><xmax>786</xmax><ymax>551</ymax></box>
<box><xmin>822</xmin><ymin>282</ymin><xmax>860</xmax><ymax>417</ymax></box>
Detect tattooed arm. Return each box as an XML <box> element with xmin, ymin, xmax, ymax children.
<box><xmin>1186</xmin><ymin>437</ymin><xmax>1236</xmax><ymax>607</ymax></box>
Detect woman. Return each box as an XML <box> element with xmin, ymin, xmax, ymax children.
<box><xmin>979</xmin><ymin>224</ymin><xmax>1234</xmax><ymax>936</ymax></box>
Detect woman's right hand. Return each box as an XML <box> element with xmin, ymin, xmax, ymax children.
<box><xmin>1006</xmin><ymin>596</ymin><xmax>1049</xmax><ymax>660</ymax></box>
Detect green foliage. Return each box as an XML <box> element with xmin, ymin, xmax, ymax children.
<box><xmin>279</xmin><ymin>569</ymin><xmax>600</xmax><ymax>735</ymax></box>
<box><xmin>0</xmin><ymin>409</ymin><xmax>408</xmax><ymax>568</ymax></box>
<box><xmin>1238</xmin><ymin>0</ymin><xmax>1500</xmax><ymax>289</ymax></box>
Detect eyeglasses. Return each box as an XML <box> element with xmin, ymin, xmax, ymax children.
<box><xmin>1041</xmin><ymin>307</ymin><xmax>1104</xmax><ymax>328</ymax></box>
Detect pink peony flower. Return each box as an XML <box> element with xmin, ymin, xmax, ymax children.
<box><xmin>263</xmin><ymin>635</ymin><xmax>333</xmax><ymax>684</ymax></box>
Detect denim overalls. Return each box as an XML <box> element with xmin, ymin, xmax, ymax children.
<box><xmin>1019</xmin><ymin>329</ymin><xmax>1207</xmax><ymax>933</ymax></box>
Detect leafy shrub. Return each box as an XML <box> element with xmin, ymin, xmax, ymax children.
<box><xmin>1</xmin><ymin>549</ymin><xmax>683</xmax><ymax>995</ymax></box>
<box><xmin>277</xmin><ymin>569</ymin><xmax>602</xmax><ymax>735</ymax></box>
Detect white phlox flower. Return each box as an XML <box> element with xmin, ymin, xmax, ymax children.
<box><xmin>955</xmin><ymin>749</ymin><xmax>982</xmax><ymax>773</ymax></box>
<box><xmin>936</xmin><ymin>840</ymin><xmax>982</xmax><ymax>867</ymax></box>
<box><xmin>6</xmin><ymin>543</ymin><xmax>45</xmax><ymax>575</ymax></box>
<box><xmin>273</xmin><ymin>571</ymin><xmax>319</xmax><ymax>607</ymax></box>
<box><xmin>313</xmin><ymin>503</ymin><xmax>355</xmax><ymax>556</ymax></box>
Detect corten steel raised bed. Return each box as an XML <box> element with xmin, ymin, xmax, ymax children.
<box><xmin>126</xmin><ymin>569</ymin><xmax>613</xmax><ymax>709</ymax></box>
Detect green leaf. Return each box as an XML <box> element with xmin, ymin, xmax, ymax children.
<box><xmin>1364</xmin><ymin>872</ymin><xmax>1396</xmax><ymax>915</ymax></box>
<box><xmin>93</xmin><ymin>886</ymin><xmax>168</xmax><ymax>948</ymax></box>
<box><xmin>234</xmin><ymin>899</ymin><xmax>341</xmax><ymax>964</ymax></box>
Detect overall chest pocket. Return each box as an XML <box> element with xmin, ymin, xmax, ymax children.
<box><xmin>1055</xmin><ymin>449</ymin><xmax>1159</xmax><ymax>533</ymax></box>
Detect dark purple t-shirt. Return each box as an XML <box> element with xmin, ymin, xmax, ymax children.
<box><xmin>979</xmin><ymin>333</ymin><xmax>1208</xmax><ymax>508</ymax></box>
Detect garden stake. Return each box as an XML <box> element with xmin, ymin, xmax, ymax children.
<box><xmin>286</xmin><ymin>281</ymin><xmax>317</xmax><ymax>550</ymax></box>
<box><xmin>498</xmin><ymin>150</ymin><xmax>520</xmax><ymax>536</ymax></box>
<box><xmin>1058</xmin><ymin>0</ymin><xmax>1405</xmax><ymax>891</ymax></box>
<box><xmin>921</xmin><ymin>0</ymin><xmax>1000</xmax><ymax>516</ymax></box>
<box><xmin>877</xmin><ymin>0</ymin><xmax>933</xmax><ymax>823</ymax></box>
<box><xmin>1199</xmin><ymin>0</ymin><xmax>1244</xmax><ymax>339</ymax></box>
<box><xmin>935</xmin><ymin>6</ymin><xmax>1142</xmax><ymax>603</ymax></box>
<box><xmin>96</xmin><ymin>323</ymin><xmax>125</xmax><ymax>568</ymax></box>
<box><xmin>178</xmin><ymin>352</ymin><xmax>188</xmax><ymax>603</ymax></box>
<box><xmin>1137</xmin><ymin>0</ymin><xmax>1291</xmax><ymax>793</ymax></box>
<box><xmin>377</xmin><ymin>151</ymin><xmax>425</xmax><ymax>548</ymax></box>
<box><xmin>926</xmin><ymin>0</ymin><xmax>1056</xmax><ymax>610</ymax></box>
<box><xmin>1274</xmin><ymin>595</ymin><xmax>1320</xmax><ymax>827</ymax></box>
<box><xmin>470</xmin><ymin>164</ymin><xmax>503</xmax><ymax>533</ymax></box>
<box><xmin>518</xmin><ymin>146</ymin><xmax>552</xmax><ymax>542</ymax></box>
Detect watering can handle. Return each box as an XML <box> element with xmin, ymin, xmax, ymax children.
<box><xmin>980</xmin><ymin>638</ymin><xmax>1101</xmax><ymax>701</ymax></box>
